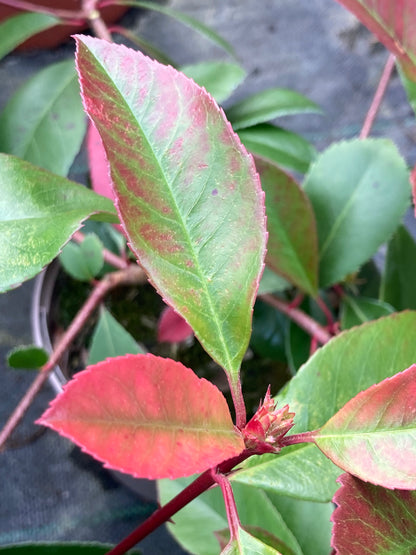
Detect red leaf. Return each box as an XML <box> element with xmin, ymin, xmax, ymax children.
<box><xmin>332</xmin><ymin>473</ymin><xmax>416</xmax><ymax>554</ymax></box>
<box><xmin>37</xmin><ymin>354</ymin><xmax>244</xmax><ymax>479</ymax></box>
<box><xmin>157</xmin><ymin>306</ymin><xmax>194</xmax><ymax>343</ymax></box>
<box><xmin>313</xmin><ymin>364</ymin><xmax>416</xmax><ymax>489</ymax></box>
<box><xmin>335</xmin><ymin>0</ymin><xmax>416</xmax><ymax>79</ymax></box>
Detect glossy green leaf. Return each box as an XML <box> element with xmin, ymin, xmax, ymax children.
<box><xmin>107</xmin><ymin>0</ymin><xmax>236</xmax><ymax>57</ymax></box>
<box><xmin>238</xmin><ymin>124</ymin><xmax>317</xmax><ymax>174</ymax></box>
<box><xmin>285</xmin><ymin>321</ymin><xmax>310</xmax><ymax>375</ymax></box>
<box><xmin>87</xmin><ymin>308</ymin><xmax>146</xmax><ymax>365</ymax></box>
<box><xmin>334</xmin><ymin>0</ymin><xmax>416</xmax><ymax>79</ymax></box>
<box><xmin>181</xmin><ymin>61</ymin><xmax>246</xmax><ymax>103</ymax></box>
<box><xmin>217</xmin><ymin>527</ymin><xmax>295</xmax><ymax>555</ymax></box>
<box><xmin>258</xmin><ymin>266</ymin><xmax>289</xmax><ymax>295</ymax></box>
<box><xmin>0</xmin><ymin>12</ymin><xmax>59</xmax><ymax>61</ymax></box>
<box><xmin>340</xmin><ymin>295</ymin><xmax>394</xmax><ymax>329</ymax></box>
<box><xmin>158</xmin><ymin>478</ymin><xmax>303</xmax><ymax>555</ymax></box>
<box><xmin>233</xmin><ymin>312</ymin><xmax>416</xmax><ymax>501</ymax></box>
<box><xmin>7</xmin><ymin>345</ymin><xmax>49</xmax><ymax>369</ymax></box>
<box><xmin>256</xmin><ymin>157</ymin><xmax>318</xmax><ymax>296</ymax></box>
<box><xmin>332</xmin><ymin>474</ymin><xmax>416</xmax><ymax>555</ymax></box>
<box><xmin>380</xmin><ymin>225</ymin><xmax>416</xmax><ymax>310</ymax></box>
<box><xmin>0</xmin><ymin>60</ymin><xmax>85</xmax><ymax>177</ymax></box>
<box><xmin>75</xmin><ymin>37</ymin><xmax>266</xmax><ymax>389</ymax></box>
<box><xmin>267</xmin><ymin>494</ymin><xmax>333</xmax><ymax>555</ymax></box>
<box><xmin>59</xmin><ymin>234</ymin><xmax>104</xmax><ymax>282</ymax></box>
<box><xmin>250</xmin><ymin>300</ymin><xmax>287</xmax><ymax>361</ymax></box>
<box><xmin>0</xmin><ymin>154</ymin><xmax>118</xmax><ymax>292</ymax></box>
<box><xmin>226</xmin><ymin>89</ymin><xmax>322</xmax><ymax>131</ymax></box>
<box><xmin>222</xmin><ymin>528</ymin><xmax>282</xmax><ymax>555</ymax></box>
<box><xmin>303</xmin><ymin>139</ymin><xmax>410</xmax><ymax>287</ymax></box>
<box><xmin>313</xmin><ymin>364</ymin><xmax>416</xmax><ymax>488</ymax></box>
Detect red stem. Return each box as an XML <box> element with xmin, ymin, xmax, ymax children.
<box><xmin>360</xmin><ymin>53</ymin><xmax>396</xmax><ymax>139</ymax></box>
<box><xmin>315</xmin><ymin>296</ymin><xmax>336</xmax><ymax>335</ymax></box>
<box><xmin>229</xmin><ymin>378</ymin><xmax>246</xmax><ymax>429</ymax></box>
<box><xmin>260</xmin><ymin>293</ymin><xmax>332</xmax><ymax>345</ymax></box>
<box><xmin>0</xmin><ymin>0</ymin><xmax>86</xmax><ymax>21</ymax></box>
<box><xmin>279</xmin><ymin>431</ymin><xmax>316</xmax><ymax>447</ymax></box>
<box><xmin>212</xmin><ymin>471</ymin><xmax>240</xmax><ymax>540</ymax></box>
<box><xmin>0</xmin><ymin>265</ymin><xmax>146</xmax><ymax>451</ymax></box>
<box><xmin>106</xmin><ymin>450</ymin><xmax>252</xmax><ymax>555</ymax></box>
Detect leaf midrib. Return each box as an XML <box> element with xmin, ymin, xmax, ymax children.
<box><xmin>90</xmin><ymin>45</ymin><xmax>236</xmax><ymax>373</ymax></box>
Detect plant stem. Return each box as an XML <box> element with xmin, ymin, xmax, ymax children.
<box><xmin>0</xmin><ymin>0</ymin><xmax>86</xmax><ymax>21</ymax></box>
<box><xmin>212</xmin><ymin>471</ymin><xmax>240</xmax><ymax>540</ymax></box>
<box><xmin>83</xmin><ymin>0</ymin><xmax>113</xmax><ymax>42</ymax></box>
<box><xmin>0</xmin><ymin>264</ymin><xmax>146</xmax><ymax>452</ymax></box>
<box><xmin>230</xmin><ymin>378</ymin><xmax>247</xmax><ymax>429</ymax></box>
<box><xmin>260</xmin><ymin>293</ymin><xmax>332</xmax><ymax>345</ymax></box>
<box><xmin>360</xmin><ymin>53</ymin><xmax>396</xmax><ymax>139</ymax></box>
<box><xmin>106</xmin><ymin>450</ymin><xmax>252</xmax><ymax>555</ymax></box>
<box><xmin>279</xmin><ymin>430</ymin><xmax>316</xmax><ymax>447</ymax></box>
<box><xmin>72</xmin><ymin>231</ymin><xmax>128</xmax><ymax>270</ymax></box>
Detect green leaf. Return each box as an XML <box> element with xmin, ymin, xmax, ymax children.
<box><xmin>7</xmin><ymin>345</ymin><xmax>49</xmax><ymax>369</ymax></box>
<box><xmin>0</xmin><ymin>154</ymin><xmax>118</xmax><ymax>292</ymax></box>
<box><xmin>399</xmin><ymin>62</ymin><xmax>416</xmax><ymax>117</ymax></box>
<box><xmin>380</xmin><ymin>225</ymin><xmax>416</xmax><ymax>310</ymax></box>
<box><xmin>107</xmin><ymin>0</ymin><xmax>236</xmax><ymax>57</ymax></box>
<box><xmin>267</xmin><ymin>494</ymin><xmax>333</xmax><ymax>555</ymax></box>
<box><xmin>238</xmin><ymin>124</ymin><xmax>317</xmax><ymax>174</ymax></box>
<box><xmin>75</xmin><ymin>37</ymin><xmax>266</xmax><ymax>390</ymax></box>
<box><xmin>0</xmin><ymin>60</ymin><xmax>85</xmax><ymax>177</ymax></box>
<box><xmin>0</xmin><ymin>544</ymin><xmax>140</xmax><ymax>554</ymax></box>
<box><xmin>250</xmin><ymin>300</ymin><xmax>287</xmax><ymax>361</ymax></box>
<box><xmin>340</xmin><ymin>295</ymin><xmax>395</xmax><ymax>329</ymax></box>
<box><xmin>256</xmin><ymin>157</ymin><xmax>318</xmax><ymax>296</ymax></box>
<box><xmin>303</xmin><ymin>139</ymin><xmax>410</xmax><ymax>287</ymax></box>
<box><xmin>313</xmin><ymin>364</ymin><xmax>416</xmax><ymax>489</ymax></box>
<box><xmin>233</xmin><ymin>312</ymin><xmax>416</xmax><ymax>501</ymax></box>
<box><xmin>217</xmin><ymin>527</ymin><xmax>295</xmax><ymax>555</ymax></box>
<box><xmin>87</xmin><ymin>308</ymin><xmax>146</xmax><ymax>365</ymax></box>
<box><xmin>0</xmin><ymin>12</ymin><xmax>59</xmax><ymax>61</ymax></box>
<box><xmin>222</xmin><ymin>528</ymin><xmax>283</xmax><ymax>555</ymax></box>
<box><xmin>226</xmin><ymin>89</ymin><xmax>322</xmax><ymax>131</ymax></box>
<box><xmin>332</xmin><ymin>474</ymin><xmax>416</xmax><ymax>555</ymax></box>
<box><xmin>258</xmin><ymin>266</ymin><xmax>289</xmax><ymax>295</ymax></box>
<box><xmin>158</xmin><ymin>478</ymin><xmax>303</xmax><ymax>555</ymax></box>
<box><xmin>59</xmin><ymin>234</ymin><xmax>104</xmax><ymax>282</ymax></box>
<box><xmin>181</xmin><ymin>61</ymin><xmax>246</xmax><ymax>104</ymax></box>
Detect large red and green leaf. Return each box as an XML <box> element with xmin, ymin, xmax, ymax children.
<box><xmin>332</xmin><ymin>473</ymin><xmax>416</xmax><ymax>554</ymax></box>
<box><xmin>38</xmin><ymin>354</ymin><xmax>244</xmax><ymax>479</ymax></box>
<box><xmin>256</xmin><ymin>157</ymin><xmax>318</xmax><ymax>296</ymax></box>
<box><xmin>303</xmin><ymin>139</ymin><xmax>410</xmax><ymax>288</ymax></box>
<box><xmin>232</xmin><ymin>312</ymin><xmax>416</xmax><ymax>501</ymax></box>
<box><xmin>75</xmin><ymin>37</ymin><xmax>266</xmax><ymax>388</ymax></box>
<box><xmin>312</xmin><ymin>364</ymin><xmax>416</xmax><ymax>489</ymax></box>
<box><xmin>334</xmin><ymin>0</ymin><xmax>416</xmax><ymax>79</ymax></box>
<box><xmin>0</xmin><ymin>154</ymin><xmax>117</xmax><ymax>292</ymax></box>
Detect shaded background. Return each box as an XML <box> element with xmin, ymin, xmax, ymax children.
<box><xmin>0</xmin><ymin>0</ymin><xmax>415</xmax><ymax>553</ymax></box>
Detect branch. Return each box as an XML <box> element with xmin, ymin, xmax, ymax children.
<box><xmin>106</xmin><ymin>450</ymin><xmax>252</xmax><ymax>555</ymax></box>
<box><xmin>360</xmin><ymin>53</ymin><xmax>396</xmax><ymax>139</ymax></box>
<box><xmin>260</xmin><ymin>293</ymin><xmax>332</xmax><ymax>345</ymax></box>
<box><xmin>0</xmin><ymin>264</ymin><xmax>146</xmax><ymax>451</ymax></box>
<box><xmin>0</xmin><ymin>0</ymin><xmax>86</xmax><ymax>21</ymax></box>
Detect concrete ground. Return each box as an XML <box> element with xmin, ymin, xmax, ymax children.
<box><xmin>0</xmin><ymin>1</ymin><xmax>415</xmax><ymax>553</ymax></box>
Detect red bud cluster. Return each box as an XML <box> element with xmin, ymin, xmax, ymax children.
<box><xmin>243</xmin><ymin>387</ymin><xmax>295</xmax><ymax>454</ymax></box>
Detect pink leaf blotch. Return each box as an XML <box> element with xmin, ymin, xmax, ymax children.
<box><xmin>37</xmin><ymin>354</ymin><xmax>245</xmax><ymax>479</ymax></box>
<box><xmin>335</xmin><ymin>0</ymin><xmax>416</xmax><ymax>79</ymax></box>
<box><xmin>313</xmin><ymin>364</ymin><xmax>416</xmax><ymax>489</ymax></box>
<box><xmin>157</xmin><ymin>306</ymin><xmax>194</xmax><ymax>343</ymax></box>
<box><xmin>332</xmin><ymin>473</ymin><xmax>416</xmax><ymax>554</ymax></box>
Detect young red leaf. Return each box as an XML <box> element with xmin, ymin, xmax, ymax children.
<box><xmin>332</xmin><ymin>473</ymin><xmax>416</xmax><ymax>554</ymax></box>
<box><xmin>75</xmin><ymin>36</ymin><xmax>267</xmax><ymax>395</ymax></box>
<box><xmin>158</xmin><ymin>306</ymin><xmax>194</xmax><ymax>343</ymax></box>
<box><xmin>38</xmin><ymin>354</ymin><xmax>244</xmax><ymax>479</ymax></box>
<box><xmin>312</xmin><ymin>364</ymin><xmax>416</xmax><ymax>489</ymax></box>
<box><xmin>334</xmin><ymin>0</ymin><xmax>416</xmax><ymax>79</ymax></box>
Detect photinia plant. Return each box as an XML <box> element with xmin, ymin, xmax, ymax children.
<box><xmin>1</xmin><ymin>1</ymin><xmax>416</xmax><ymax>554</ymax></box>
